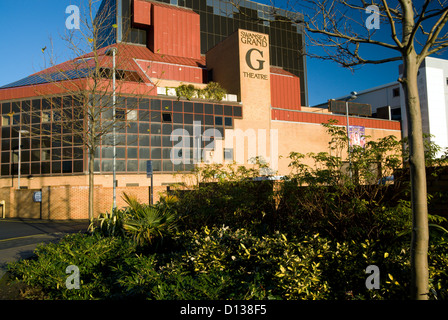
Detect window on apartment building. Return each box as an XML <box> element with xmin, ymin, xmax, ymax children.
<box><xmin>392</xmin><ymin>88</ymin><xmax>400</xmax><ymax>97</ymax></box>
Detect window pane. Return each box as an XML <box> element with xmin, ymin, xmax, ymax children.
<box><xmin>163</xmin><ymin>160</ymin><xmax>173</xmax><ymax>171</ymax></box>
<box><xmin>151</xmin><ymin>148</ymin><xmax>161</xmax><ymax>159</ymax></box>
<box><xmin>127</xmin><ymin>160</ymin><xmax>138</xmax><ymax>171</ymax></box>
<box><xmin>127</xmin><ymin>147</ymin><xmax>138</xmax><ymax>159</ymax></box>
<box><xmin>151</xmin><ymin>135</ymin><xmax>161</xmax><ymax>146</ymax></box>
<box><xmin>73</xmin><ymin>160</ymin><xmax>83</xmax><ymax>172</ymax></box>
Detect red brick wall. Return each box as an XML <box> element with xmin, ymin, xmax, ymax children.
<box><xmin>1</xmin><ymin>185</ymin><xmax>168</xmax><ymax>220</ymax></box>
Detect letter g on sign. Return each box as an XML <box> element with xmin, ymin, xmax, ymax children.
<box><xmin>245</xmin><ymin>48</ymin><xmax>265</xmax><ymax>71</ymax></box>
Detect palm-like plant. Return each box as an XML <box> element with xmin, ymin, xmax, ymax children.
<box><xmin>121</xmin><ymin>193</ymin><xmax>178</xmax><ymax>247</ymax></box>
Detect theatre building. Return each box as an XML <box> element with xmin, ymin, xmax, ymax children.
<box><xmin>0</xmin><ymin>0</ymin><xmax>401</xmax><ymax>219</ymax></box>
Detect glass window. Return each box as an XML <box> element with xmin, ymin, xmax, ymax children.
<box><xmin>215</xmin><ymin>116</ymin><xmax>223</xmax><ymax>126</ymax></box>
<box><xmin>94</xmin><ymin>159</ymin><xmax>100</xmax><ymax>172</ymax></box>
<box><xmin>127</xmin><ymin>97</ymin><xmax>138</xmax><ymax>109</ymax></box>
<box><xmin>224</xmin><ymin>117</ymin><xmax>232</xmax><ymax>126</ymax></box>
<box><xmin>162</xmin><ymin>136</ymin><xmax>172</xmax><ymax>147</ymax></box>
<box><xmin>62</xmin><ymin>161</ymin><xmax>72</xmax><ymax>173</ymax></box>
<box><xmin>224</xmin><ymin>105</ymin><xmax>233</xmax><ymax>116</ymax></box>
<box><xmin>194</xmin><ymin>114</ymin><xmax>203</xmax><ymax>123</ymax></box>
<box><xmin>73</xmin><ymin>147</ymin><xmax>83</xmax><ymax>159</ymax></box>
<box><xmin>52</xmin><ymin>149</ymin><xmax>61</xmax><ymax>161</ymax></box>
<box><xmin>205</xmin><ymin>115</ymin><xmax>214</xmax><ymax>125</ymax></box>
<box><xmin>41</xmin><ymin>150</ymin><xmax>51</xmax><ymax>161</ymax></box>
<box><xmin>117</xmin><ymin>147</ymin><xmax>126</xmax><ymax>158</ymax></box>
<box><xmin>127</xmin><ymin>147</ymin><xmax>138</xmax><ymax>159</ymax></box>
<box><xmin>204</xmin><ymin>104</ymin><xmax>213</xmax><ymax>114</ymax></box>
<box><xmin>194</xmin><ymin>103</ymin><xmax>204</xmax><ymax>114</ymax></box>
<box><xmin>162</xmin><ymin>123</ymin><xmax>173</xmax><ymax>135</ymax></box>
<box><xmin>173</xmin><ymin>113</ymin><xmax>183</xmax><ymax>123</ymax></box>
<box><xmin>139</xmin><ymin>122</ymin><xmax>150</xmax><ymax>133</ymax></box>
<box><xmin>31</xmin><ymin>150</ymin><xmax>40</xmax><ymax>162</ymax></box>
<box><xmin>173</xmin><ymin>101</ymin><xmax>182</xmax><ymax>112</ymax></box>
<box><xmin>127</xmin><ymin>134</ymin><xmax>138</xmax><ymax>146</ymax></box>
<box><xmin>152</xmin><ymin>160</ymin><xmax>161</xmax><ymax>172</ymax></box>
<box><xmin>151</xmin><ymin>112</ymin><xmax>161</xmax><ymax>122</ymax></box>
<box><xmin>52</xmin><ymin>161</ymin><xmax>61</xmax><ymax>173</ymax></box>
<box><xmin>140</xmin><ymin>135</ymin><xmax>149</xmax><ymax>146</ymax></box>
<box><xmin>140</xmin><ymin>148</ymin><xmax>150</xmax><ymax>159</ymax></box>
<box><xmin>151</xmin><ymin>148</ymin><xmax>161</xmax><ymax>159</ymax></box>
<box><xmin>102</xmin><ymin>147</ymin><xmax>113</xmax><ymax>158</ymax></box>
<box><xmin>151</xmin><ymin>123</ymin><xmax>161</xmax><ymax>134</ymax></box>
<box><xmin>183</xmin><ymin>102</ymin><xmax>193</xmax><ymax>113</ymax></box>
<box><xmin>161</xmin><ymin>100</ymin><xmax>172</xmax><ymax>111</ymax></box>
<box><xmin>162</xmin><ymin>148</ymin><xmax>171</xmax><ymax>159</ymax></box>
<box><xmin>184</xmin><ymin>113</ymin><xmax>193</xmax><ymax>124</ymax></box>
<box><xmin>41</xmin><ymin>162</ymin><xmax>50</xmax><ymax>174</ymax></box>
<box><xmin>163</xmin><ymin>160</ymin><xmax>173</xmax><ymax>171</ymax></box>
<box><xmin>1</xmin><ymin>152</ymin><xmax>9</xmax><ymax>163</ymax></box>
<box><xmin>1</xmin><ymin>127</ymin><xmax>9</xmax><ymax>139</ymax></box>
<box><xmin>162</xmin><ymin>113</ymin><xmax>172</xmax><ymax>122</ymax></box>
<box><xmin>140</xmin><ymin>98</ymin><xmax>149</xmax><ymax>109</ymax></box>
<box><xmin>116</xmin><ymin>160</ymin><xmax>126</xmax><ymax>172</ymax></box>
<box><xmin>73</xmin><ymin>160</ymin><xmax>83</xmax><ymax>172</ymax></box>
<box><xmin>127</xmin><ymin>160</ymin><xmax>138</xmax><ymax>172</ymax></box>
<box><xmin>151</xmin><ymin>99</ymin><xmax>161</xmax><ymax>110</ymax></box>
<box><xmin>151</xmin><ymin>135</ymin><xmax>161</xmax><ymax>146</ymax></box>
<box><xmin>127</xmin><ymin>122</ymin><xmax>138</xmax><ymax>133</ymax></box>
<box><xmin>233</xmin><ymin>106</ymin><xmax>242</xmax><ymax>117</ymax></box>
<box><xmin>214</xmin><ymin>104</ymin><xmax>223</xmax><ymax>115</ymax></box>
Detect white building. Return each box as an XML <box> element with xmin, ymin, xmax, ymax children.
<box><xmin>313</xmin><ymin>56</ymin><xmax>448</xmax><ymax>156</ymax></box>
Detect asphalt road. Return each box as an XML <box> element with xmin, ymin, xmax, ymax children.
<box><xmin>0</xmin><ymin>219</ymin><xmax>89</xmax><ymax>280</ymax></box>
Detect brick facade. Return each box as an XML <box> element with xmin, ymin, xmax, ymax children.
<box><xmin>1</xmin><ymin>185</ymin><xmax>167</xmax><ymax>220</ymax></box>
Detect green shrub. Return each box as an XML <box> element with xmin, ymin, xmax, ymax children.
<box><xmin>8</xmin><ymin>233</ymin><xmax>138</xmax><ymax>299</ymax></box>
<box><xmin>121</xmin><ymin>193</ymin><xmax>179</xmax><ymax>249</ymax></box>
<box><xmin>7</xmin><ymin>225</ymin><xmax>448</xmax><ymax>300</ymax></box>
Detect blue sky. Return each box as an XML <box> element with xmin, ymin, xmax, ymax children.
<box><xmin>0</xmin><ymin>0</ymin><xmax>446</xmax><ymax>106</ymax></box>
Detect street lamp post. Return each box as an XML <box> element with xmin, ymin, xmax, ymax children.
<box><xmin>18</xmin><ymin>129</ymin><xmax>29</xmax><ymax>189</ymax></box>
<box><xmin>345</xmin><ymin>92</ymin><xmax>357</xmax><ymax>178</ymax></box>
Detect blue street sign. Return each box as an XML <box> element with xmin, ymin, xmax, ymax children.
<box><xmin>146</xmin><ymin>160</ymin><xmax>153</xmax><ymax>177</ymax></box>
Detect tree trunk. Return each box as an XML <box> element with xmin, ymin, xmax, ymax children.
<box><xmin>401</xmin><ymin>53</ymin><xmax>429</xmax><ymax>300</ymax></box>
<box><xmin>88</xmin><ymin>148</ymin><xmax>95</xmax><ymax>224</ymax></box>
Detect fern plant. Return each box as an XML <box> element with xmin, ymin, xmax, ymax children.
<box><xmin>121</xmin><ymin>193</ymin><xmax>179</xmax><ymax>247</ymax></box>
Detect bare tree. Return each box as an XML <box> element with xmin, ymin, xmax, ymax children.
<box><xmin>27</xmin><ymin>0</ymin><xmax>154</xmax><ymax>223</ymax></box>
<box><xmin>270</xmin><ymin>0</ymin><xmax>448</xmax><ymax>300</ymax></box>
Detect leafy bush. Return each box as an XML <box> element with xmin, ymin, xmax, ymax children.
<box><xmin>170</xmin><ymin>159</ymin><xmax>276</xmax><ymax>234</ymax></box>
<box><xmin>7</xmin><ymin>233</ymin><xmax>138</xmax><ymax>299</ymax></box>
<box><xmin>7</xmin><ymin>225</ymin><xmax>448</xmax><ymax>300</ymax></box>
<box><xmin>121</xmin><ymin>193</ymin><xmax>179</xmax><ymax>248</ymax></box>
<box><xmin>94</xmin><ymin>193</ymin><xmax>179</xmax><ymax>249</ymax></box>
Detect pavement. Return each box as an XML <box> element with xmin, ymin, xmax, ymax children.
<box><xmin>0</xmin><ymin>219</ymin><xmax>90</xmax><ymax>281</ymax></box>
